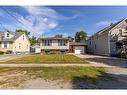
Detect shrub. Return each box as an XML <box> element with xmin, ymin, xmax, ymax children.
<box><xmin>0</xmin><ymin>51</ymin><xmax>4</xmax><ymax>55</ymax></box>
<box><xmin>6</xmin><ymin>50</ymin><xmax>12</xmax><ymax>54</ymax></box>
<box><xmin>50</xmin><ymin>51</ymin><xmax>63</xmax><ymax>54</ymax></box>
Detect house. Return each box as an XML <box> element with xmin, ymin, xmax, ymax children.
<box><xmin>38</xmin><ymin>36</ymin><xmax>86</xmax><ymax>54</ymax></box>
<box><xmin>69</xmin><ymin>42</ymin><xmax>87</xmax><ymax>54</ymax></box>
<box><xmin>0</xmin><ymin>31</ymin><xmax>30</xmax><ymax>53</ymax></box>
<box><xmin>38</xmin><ymin>36</ymin><xmax>70</xmax><ymax>53</ymax></box>
<box><xmin>87</xmin><ymin>18</ymin><xmax>127</xmax><ymax>56</ymax></box>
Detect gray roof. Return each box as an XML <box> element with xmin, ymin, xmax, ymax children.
<box><xmin>69</xmin><ymin>42</ymin><xmax>87</xmax><ymax>46</ymax></box>
<box><xmin>40</xmin><ymin>37</ymin><xmax>69</xmax><ymax>40</ymax></box>
<box><xmin>0</xmin><ymin>32</ymin><xmax>24</xmax><ymax>42</ymax></box>
<box><xmin>89</xmin><ymin>18</ymin><xmax>127</xmax><ymax>39</ymax></box>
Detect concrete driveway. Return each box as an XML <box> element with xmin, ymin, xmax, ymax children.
<box><xmin>74</xmin><ymin>54</ymin><xmax>127</xmax><ymax>89</ymax></box>
<box><xmin>75</xmin><ymin>54</ymin><xmax>127</xmax><ymax>68</ymax></box>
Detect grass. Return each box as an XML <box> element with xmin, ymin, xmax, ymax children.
<box><xmin>0</xmin><ymin>67</ymin><xmax>106</xmax><ymax>85</ymax></box>
<box><xmin>1</xmin><ymin>54</ymin><xmax>88</xmax><ymax>64</ymax></box>
<box><xmin>0</xmin><ymin>67</ymin><xmax>114</xmax><ymax>88</ymax></box>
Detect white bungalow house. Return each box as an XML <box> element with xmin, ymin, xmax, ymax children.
<box><xmin>32</xmin><ymin>36</ymin><xmax>86</xmax><ymax>54</ymax></box>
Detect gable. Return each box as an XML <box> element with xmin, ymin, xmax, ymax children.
<box><xmin>0</xmin><ymin>32</ymin><xmax>25</xmax><ymax>42</ymax></box>
<box><xmin>14</xmin><ymin>33</ymin><xmax>30</xmax><ymax>44</ymax></box>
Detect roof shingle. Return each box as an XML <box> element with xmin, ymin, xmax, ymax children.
<box><xmin>0</xmin><ymin>32</ymin><xmax>24</xmax><ymax>42</ymax></box>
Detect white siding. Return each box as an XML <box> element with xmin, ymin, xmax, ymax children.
<box><xmin>40</xmin><ymin>39</ymin><xmax>69</xmax><ymax>50</ymax></box>
<box><xmin>13</xmin><ymin>33</ymin><xmax>30</xmax><ymax>52</ymax></box>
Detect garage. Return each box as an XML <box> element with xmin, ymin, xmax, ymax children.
<box><xmin>30</xmin><ymin>44</ymin><xmax>41</xmax><ymax>53</ymax></box>
<box><xmin>69</xmin><ymin>42</ymin><xmax>87</xmax><ymax>54</ymax></box>
<box><xmin>74</xmin><ymin>46</ymin><xmax>85</xmax><ymax>54</ymax></box>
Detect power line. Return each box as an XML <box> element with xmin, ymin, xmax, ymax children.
<box><xmin>0</xmin><ymin>22</ymin><xmax>8</xmax><ymax>31</ymax></box>
<box><xmin>0</xmin><ymin>7</ymin><xmax>32</xmax><ymax>31</ymax></box>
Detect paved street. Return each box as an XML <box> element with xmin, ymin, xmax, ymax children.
<box><xmin>0</xmin><ymin>54</ymin><xmax>30</xmax><ymax>62</ymax></box>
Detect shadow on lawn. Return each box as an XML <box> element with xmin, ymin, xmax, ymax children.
<box><xmin>84</xmin><ymin>57</ymin><xmax>127</xmax><ymax>68</ymax></box>
<box><xmin>71</xmin><ymin>71</ymin><xmax>127</xmax><ymax>89</ymax></box>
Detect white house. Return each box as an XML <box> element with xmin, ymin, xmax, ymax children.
<box><xmin>0</xmin><ymin>31</ymin><xmax>30</xmax><ymax>53</ymax></box>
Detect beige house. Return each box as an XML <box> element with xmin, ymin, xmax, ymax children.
<box><xmin>38</xmin><ymin>36</ymin><xmax>70</xmax><ymax>53</ymax></box>
<box><xmin>0</xmin><ymin>31</ymin><xmax>30</xmax><ymax>53</ymax></box>
<box><xmin>87</xmin><ymin>18</ymin><xmax>127</xmax><ymax>56</ymax></box>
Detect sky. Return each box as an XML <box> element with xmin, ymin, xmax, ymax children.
<box><xmin>0</xmin><ymin>6</ymin><xmax>127</xmax><ymax>37</ymax></box>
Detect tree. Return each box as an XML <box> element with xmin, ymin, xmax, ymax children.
<box><xmin>68</xmin><ymin>36</ymin><xmax>74</xmax><ymax>42</ymax></box>
<box><xmin>29</xmin><ymin>36</ymin><xmax>38</xmax><ymax>45</ymax></box>
<box><xmin>16</xmin><ymin>29</ymin><xmax>30</xmax><ymax>36</ymax></box>
<box><xmin>75</xmin><ymin>31</ymin><xmax>87</xmax><ymax>42</ymax></box>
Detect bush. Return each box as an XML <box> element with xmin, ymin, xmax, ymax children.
<box><xmin>50</xmin><ymin>51</ymin><xmax>62</xmax><ymax>54</ymax></box>
<box><xmin>45</xmin><ymin>50</ymin><xmax>50</xmax><ymax>54</ymax></box>
<box><xmin>0</xmin><ymin>51</ymin><xmax>4</xmax><ymax>55</ymax></box>
<box><xmin>44</xmin><ymin>50</ymin><xmax>67</xmax><ymax>54</ymax></box>
<box><xmin>6</xmin><ymin>50</ymin><xmax>13</xmax><ymax>54</ymax></box>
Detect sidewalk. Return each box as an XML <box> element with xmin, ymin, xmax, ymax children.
<box><xmin>0</xmin><ymin>63</ymin><xmax>113</xmax><ymax>67</ymax></box>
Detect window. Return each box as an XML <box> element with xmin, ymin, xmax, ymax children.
<box><xmin>119</xmin><ymin>29</ymin><xmax>122</xmax><ymax>36</ymax></box>
<box><xmin>63</xmin><ymin>40</ymin><xmax>67</xmax><ymax>46</ymax></box>
<box><xmin>23</xmin><ymin>35</ymin><xmax>24</xmax><ymax>40</ymax></box>
<box><xmin>7</xmin><ymin>33</ymin><xmax>9</xmax><ymax>37</ymax></box>
<box><xmin>44</xmin><ymin>40</ymin><xmax>52</xmax><ymax>46</ymax></box>
<box><xmin>60</xmin><ymin>40</ymin><xmax>62</xmax><ymax>46</ymax></box>
<box><xmin>116</xmin><ymin>42</ymin><xmax>122</xmax><ymax>49</ymax></box>
<box><xmin>58</xmin><ymin>40</ymin><xmax>60</xmax><ymax>46</ymax></box>
<box><xmin>4</xmin><ymin>42</ymin><xmax>7</xmax><ymax>48</ymax></box>
<box><xmin>47</xmin><ymin>40</ymin><xmax>52</xmax><ymax>46</ymax></box>
<box><xmin>97</xmin><ymin>35</ymin><xmax>99</xmax><ymax>39</ymax></box>
<box><xmin>44</xmin><ymin>40</ymin><xmax>46</xmax><ymax>46</ymax></box>
<box><xmin>119</xmin><ymin>29</ymin><xmax>122</xmax><ymax>32</ymax></box>
<box><xmin>90</xmin><ymin>41</ymin><xmax>91</xmax><ymax>45</ymax></box>
<box><xmin>58</xmin><ymin>40</ymin><xmax>67</xmax><ymax>46</ymax></box>
<box><xmin>26</xmin><ymin>45</ymin><xmax>29</xmax><ymax>49</ymax></box>
<box><xmin>19</xmin><ymin>43</ymin><xmax>21</xmax><ymax>49</ymax></box>
<box><xmin>95</xmin><ymin>44</ymin><xmax>96</xmax><ymax>49</ymax></box>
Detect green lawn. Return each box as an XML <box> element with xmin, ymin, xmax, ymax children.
<box><xmin>2</xmin><ymin>54</ymin><xmax>88</xmax><ymax>64</ymax></box>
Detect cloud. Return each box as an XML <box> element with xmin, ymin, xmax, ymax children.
<box><xmin>95</xmin><ymin>20</ymin><xmax>117</xmax><ymax>27</ymax></box>
<box><xmin>61</xmin><ymin>32</ymin><xmax>68</xmax><ymax>37</ymax></box>
<box><xmin>23</xmin><ymin>6</ymin><xmax>60</xmax><ymax>20</ymax></box>
<box><xmin>0</xmin><ymin>6</ymin><xmax>80</xmax><ymax>37</ymax></box>
<box><xmin>23</xmin><ymin>6</ymin><xmax>80</xmax><ymax>20</ymax></box>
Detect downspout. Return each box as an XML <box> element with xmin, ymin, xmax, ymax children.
<box><xmin>108</xmin><ymin>31</ymin><xmax>111</xmax><ymax>56</ymax></box>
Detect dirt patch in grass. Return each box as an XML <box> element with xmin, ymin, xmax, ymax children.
<box><xmin>0</xmin><ymin>67</ymin><xmax>117</xmax><ymax>89</ymax></box>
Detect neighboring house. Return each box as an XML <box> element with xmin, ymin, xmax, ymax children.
<box><xmin>38</xmin><ymin>36</ymin><xmax>70</xmax><ymax>53</ymax></box>
<box><xmin>87</xmin><ymin>18</ymin><xmax>127</xmax><ymax>56</ymax></box>
<box><xmin>0</xmin><ymin>31</ymin><xmax>30</xmax><ymax>53</ymax></box>
<box><xmin>69</xmin><ymin>42</ymin><xmax>87</xmax><ymax>54</ymax></box>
